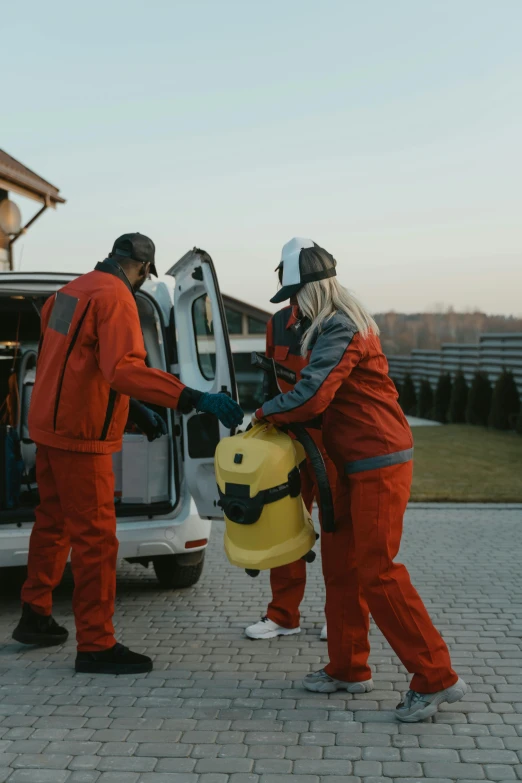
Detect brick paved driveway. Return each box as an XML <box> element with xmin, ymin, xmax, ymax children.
<box><xmin>1</xmin><ymin>505</ymin><xmax>522</xmax><ymax>782</ymax></box>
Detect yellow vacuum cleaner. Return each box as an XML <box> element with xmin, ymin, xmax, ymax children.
<box><xmin>215</xmin><ymin>352</ymin><xmax>336</xmax><ymax>577</ymax></box>
<box><xmin>216</xmin><ymin>422</ymin><xmax>316</xmax><ymax>574</ymax></box>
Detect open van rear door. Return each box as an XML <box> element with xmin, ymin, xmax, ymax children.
<box><xmin>165</xmin><ymin>249</ymin><xmax>238</xmax><ymax>519</ymax></box>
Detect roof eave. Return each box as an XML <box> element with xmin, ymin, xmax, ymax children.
<box><xmin>0</xmin><ymin>176</ymin><xmax>65</xmax><ymax>206</ymax></box>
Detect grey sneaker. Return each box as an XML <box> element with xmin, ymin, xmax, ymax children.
<box><xmin>303</xmin><ymin>668</ymin><xmax>374</xmax><ymax>694</ymax></box>
<box><xmin>396</xmin><ymin>677</ymin><xmax>468</xmax><ymax>722</ymax></box>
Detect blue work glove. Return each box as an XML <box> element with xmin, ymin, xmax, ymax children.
<box><xmin>196</xmin><ymin>392</ymin><xmax>244</xmax><ymax>429</ymax></box>
<box><xmin>128</xmin><ymin>400</ymin><xmax>168</xmax><ymax>442</ymax></box>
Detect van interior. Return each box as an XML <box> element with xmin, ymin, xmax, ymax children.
<box><xmin>0</xmin><ymin>289</ymin><xmax>179</xmax><ymax>524</ymax></box>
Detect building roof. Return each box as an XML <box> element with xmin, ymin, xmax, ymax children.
<box><xmin>0</xmin><ymin>149</ymin><xmax>65</xmax><ymax>206</ymax></box>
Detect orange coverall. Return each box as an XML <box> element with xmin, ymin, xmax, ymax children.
<box><xmin>23</xmin><ymin>261</ymin><xmax>195</xmax><ymax>651</ymax></box>
<box><xmin>257</xmin><ymin>311</ymin><xmax>457</xmax><ymax>693</ymax></box>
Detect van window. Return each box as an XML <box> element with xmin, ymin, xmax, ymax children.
<box><xmin>192</xmin><ymin>294</ymin><xmax>216</xmax><ymax>380</ymax></box>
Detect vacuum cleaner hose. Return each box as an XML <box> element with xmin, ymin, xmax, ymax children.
<box><xmin>288</xmin><ymin>423</ymin><xmax>336</xmax><ymax>533</ymax></box>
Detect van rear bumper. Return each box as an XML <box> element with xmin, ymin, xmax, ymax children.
<box><xmin>0</xmin><ymin>503</ymin><xmax>211</xmax><ymax>569</ymax></box>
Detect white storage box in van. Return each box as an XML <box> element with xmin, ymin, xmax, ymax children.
<box><xmin>115</xmin><ymin>433</ymin><xmax>170</xmax><ymax>505</ymax></box>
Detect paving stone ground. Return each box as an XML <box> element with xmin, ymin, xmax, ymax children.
<box><xmin>1</xmin><ymin>505</ymin><xmax>522</xmax><ymax>782</ymax></box>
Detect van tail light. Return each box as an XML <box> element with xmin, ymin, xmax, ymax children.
<box><xmin>185</xmin><ymin>538</ymin><xmax>208</xmax><ymax>549</ymax></box>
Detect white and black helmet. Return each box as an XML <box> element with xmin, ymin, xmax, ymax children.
<box><xmin>271</xmin><ymin>237</ymin><xmax>337</xmax><ymax>304</ymax></box>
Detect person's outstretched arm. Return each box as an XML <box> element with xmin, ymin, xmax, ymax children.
<box><xmin>255</xmin><ymin>316</ymin><xmax>362</xmax><ymax>425</ymax></box>
<box><xmin>96</xmin><ymin>297</ymin><xmax>243</xmax><ymax>427</ymax></box>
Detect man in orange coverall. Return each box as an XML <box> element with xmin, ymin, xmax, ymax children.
<box><xmin>245</xmin><ymin>302</ymin><xmax>338</xmax><ymax>641</ymax></box>
<box><xmin>12</xmin><ymin>233</ymin><xmax>243</xmax><ymax>675</ymax></box>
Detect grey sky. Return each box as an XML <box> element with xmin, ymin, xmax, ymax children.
<box><xmin>3</xmin><ymin>0</ymin><xmax>522</xmax><ymax>315</ymax></box>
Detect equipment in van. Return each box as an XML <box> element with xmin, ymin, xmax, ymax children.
<box><xmin>112</xmin><ymin>433</ymin><xmax>170</xmax><ymax>505</ymax></box>
<box><xmin>18</xmin><ymin>351</ymin><xmax>37</xmax><ymax>484</ymax></box>
<box><xmin>0</xmin><ymin>425</ymin><xmax>24</xmax><ymax>510</ymax></box>
<box><xmin>215</xmin><ymin>353</ymin><xmax>335</xmax><ymax>576</ymax></box>
<box><xmin>0</xmin><ymin>338</ymin><xmax>37</xmax><ymax>497</ymax></box>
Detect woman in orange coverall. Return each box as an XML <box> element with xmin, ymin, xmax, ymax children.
<box><xmin>245</xmin><ymin>304</ymin><xmax>337</xmax><ymax>641</ymax></box>
<box><xmin>253</xmin><ymin>238</ymin><xmax>466</xmax><ymax>723</ymax></box>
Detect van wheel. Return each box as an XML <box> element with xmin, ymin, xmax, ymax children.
<box><xmin>152</xmin><ymin>552</ymin><xmax>205</xmax><ymax>589</ymax></box>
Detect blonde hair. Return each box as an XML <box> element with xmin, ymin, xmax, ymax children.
<box><xmin>296</xmin><ymin>277</ymin><xmax>379</xmax><ymax>355</ymax></box>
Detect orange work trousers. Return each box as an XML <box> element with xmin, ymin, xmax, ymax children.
<box><xmin>21</xmin><ymin>445</ymin><xmax>118</xmax><ymax>652</ymax></box>
<box><xmin>323</xmin><ymin>461</ymin><xmax>457</xmax><ymax>694</ymax></box>
<box><xmin>267</xmin><ymin>456</ymin><xmax>336</xmax><ymax>629</ymax></box>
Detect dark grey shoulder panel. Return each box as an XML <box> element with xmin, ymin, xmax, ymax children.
<box><xmin>305</xmin><ymin>312</ymin><xmax>357</xmax><ymax>348</ymax></box>
<box><xmin>48</xmin><ymin>292</ymin><xmax>80</xmax><ymax>336</ymax></box>
<box><xmin>262</xmin><ymin>314</ymin><xmax>357</xmax><ymax>417</ymax></box>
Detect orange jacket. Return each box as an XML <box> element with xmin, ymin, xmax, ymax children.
<box><xmin>29</xmin><ymin>262</ymin><xmax>194</xmax><ymax>454</ymax></box>
<box><xmin>265</xmin><ymin>306</ymin><xmax>337</xmax><ymax>481</ymax></box>
<box><xmin>258</xmin><ymin>309</ymin><xmax>412</xmax><ymax>474</ymax></box>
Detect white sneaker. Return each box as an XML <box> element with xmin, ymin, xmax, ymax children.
<box><xmin>396</xmin><ymin>677</ymin><xmax>468</xmax><ymax>723</ymax></box>
<box><xmin>303</xmin><ymin>669</ymin><xmax>374</xmax><ymax>694</ymax></box>
<box><xmin>320</xmin><ymin>623</ymin><xmax>327</xmax><ymax>641</ymax></box>
<box><xmin>245</xmin><ymin>617</ymin><xmax>301</xmax><ymax>640</ymax></box>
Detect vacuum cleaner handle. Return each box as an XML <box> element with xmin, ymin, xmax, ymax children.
<box><xmin>251</xmin><ymin>352</ymin><xmax>297</xmax><ymax>396</ymax></box>
<box><xmin>288</xmin><ymin>423</ymin><xmax>336</xmax><ymax>533</ymax></box>
<box><xmin>250</xmin><ymin>353</ymin><xmax>335</xmax><ymax>533</ymax></box>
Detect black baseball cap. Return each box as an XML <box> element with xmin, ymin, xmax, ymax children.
<box><xmin>271</xmin><ymin>237</ymin><xmax>337</xmax><ymax>303</ymax></box>
<box><xmin>110</xmin><ymin>233</ymin><xmax>158</xmax><ymax>276</ymax></box>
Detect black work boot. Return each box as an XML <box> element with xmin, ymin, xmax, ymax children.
<box><xmin>12</xmin><ymin>603</ymin><xmax>69</xmax><ymax>646</ymax></box>
<box><xmin>75</xmin><ymin>642</ymin><xmax>153</xmax><ymax>675</ymax></box>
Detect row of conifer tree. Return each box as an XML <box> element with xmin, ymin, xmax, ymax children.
<box><xmin>395</xmin><ymin>370</ymin><xmax>521</xmax><ymax>433</ymax></box>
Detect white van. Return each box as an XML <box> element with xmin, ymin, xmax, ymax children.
<box><xmin>0</xmin><ymin>248</ymin><xmax>237</xmax><ymax>588</ymax></box>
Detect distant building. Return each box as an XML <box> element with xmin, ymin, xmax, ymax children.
<box><xmin>222</xmin><ymin>295</ymin><xmax>271</xmax><ymax>411</ymax></box>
